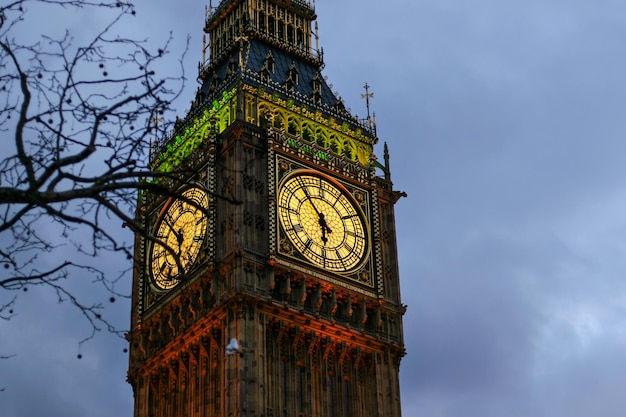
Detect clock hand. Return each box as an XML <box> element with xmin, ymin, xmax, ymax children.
<box><xmin>162</xmin><ymin>215</ymin><xmax>183</xmax><ymax>247</ymax></box>
<box><xmin>318</xmin><ymin>213</ymin><xmax>332</xmax><ymax>245</ymax></box>
<box><xmin>163</xmin><ymin>213</ymin><xmax>176</xmax><ymax>230</ymax></box>
<box><xmin>318</xmin><ymin>213</ymin><xmax>332</xmax><ymax>234</ymax></box>
<box><xmin>298</xmin><ymin>179</ymin><xmax>323</xmax><ymax>217</ymax></box>
<box><xmin>320</xmin><ymin>225</ymin><xmax>328</xmax><ymax>244</ymax></box>
<box><xmin>176</xmin><ymin>228</ymin><xmax>184</xmax><ymax>253</ymax></box>
<box><xmin>297</xmin><ymin>178</ymin><xmax>333</xmax><ymax>236</ymax></box>
<box><xmin>296</xmin><ymin>177</ymin><xmax>335</xmax><ymax>245</ymax></box>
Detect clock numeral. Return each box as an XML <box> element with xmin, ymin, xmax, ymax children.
<box><xmin>279</xmin><ymin>204</ymin><xmax>299</xmax><ymax>214</ymax></box>
<box><xmin>346</xmin><ymin>230</ymin><xmax>364</xmax><ymax>239</ymax></box>
<box><xmin>338</xmin><ymin>243</ymin><xmax>353</xmax><ymax>255</ymax></box>
<box><xmin>335</xmin><ymin>251</ymin><xmax>347</xmax><ymax>269</ymax></box>
<box><xmin>305</xmin><ymin>238</ymin><xmax>313</xmax><ymax>249</ymax></box>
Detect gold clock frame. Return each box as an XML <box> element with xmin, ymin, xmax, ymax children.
<box><xmin>277</xmin><ymin>169</ymin><xmax>371</xmax><ymax>275</ymax></box>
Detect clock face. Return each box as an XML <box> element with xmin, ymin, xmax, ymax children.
<box><xmin>149</xmin><ymin>187</ymin><xmax>208</xmax><ymax>290</ymax></box>
<box><xmin>278</xmin><ymin>172</ymin><xmax>369</xmax><ymax>273</ymax></box>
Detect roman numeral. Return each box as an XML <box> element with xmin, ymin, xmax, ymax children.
<box><xmin>280</xmin><ymin>205</ymin><xmax>298</xmax><ymax>214</ymax></box>
<box><xmin>335</xmin><ymin>251</ymin><xmax>347</xmax><ymax>269</ymax></box>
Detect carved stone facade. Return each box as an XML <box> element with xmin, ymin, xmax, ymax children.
<box><xmin>128</xmin><ymin>1</ymin><xmax>406</xmax><ymax>416</ymax></box>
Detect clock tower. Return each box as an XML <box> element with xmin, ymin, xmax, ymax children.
<box><xmin>127</xmin><ymin>1</ymin><xmax>406</xmax><ymax>416</ymax></box>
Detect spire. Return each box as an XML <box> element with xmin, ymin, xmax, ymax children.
<box><xmin>361</xmin><ymin>83</ymin><xmax>377</xmax><ymax>135</ymax></box>
<box><xmin>384</xmin><ymin>142</ymin><xmax>391</xmax><ymax>181</ymax></box>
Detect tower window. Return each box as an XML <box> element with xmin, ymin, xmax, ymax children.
<box><xmin>284</xmin><ymin>79</ymin><xmax>294</xmax><ymax>93</ymax></box>
<box><xmin>312</xmin><ymin>72</ymin><xmax>322</xmax><ymax>104</ymax></box>
<box><xmin>312</xmin><ymin>73</ymin><xmax>322</xmax><ymax>94</ymax></box>
<box><xmin>312</xmin><ymin>92</ymin><xmax>321</xmax><ymax>105</ymax></box>
<box><xmin>266</xmin><ymin>53</ymin><xmax>275</xmax><ymax>73</ymax></box>
<box><xmin>278</xmin><ymin>22</ymin><xmax>284</xmax><ymax>40</ymax></box>
<box><xmin>281</xmin><ymin>360</ymin><xmax>287</xmax><ymax>411</ymax></box>
<box><xmin>286</xmin><ymin>62</ymin><xmax>299</xmax><ymax>85</ymax></box>
<box><xmin>262</xmin><ymin>51</ymin><xmax>275</xmax><ymax>78</ymax></box>
<box><xmin>329</xmin><ymin>375</ymin><xmax>335</xmax><ymax>417</ymax></box>
<box><xmin>297</xmin><ymin>29</ymin><xmax>304</xmax><ymax>50</ymax></box>
<box><xmin>298</xmin><ymin>365</ymin><xmax>304</xmax><ymax>412</ymax></box>
<box><xmin>287</xmin><ymin>25</ymin><xmax>294</xmax><ymax>44</ymax></box>
<box><xmin>343</xmin><ymin>379</ymin><xmax>351</xmax><ymax>417</ymax></box>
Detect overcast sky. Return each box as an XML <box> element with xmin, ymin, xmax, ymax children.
<box><xmin>2</xmin><ymin>1</ymin><xmax>626</xmax><ymax>416</ymax></box>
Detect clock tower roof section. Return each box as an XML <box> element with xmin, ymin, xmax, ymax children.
<box><xmin>204</xmin><ymin>0</ymin><xmax>318</xmax><ymax>66</ymax></box>
<box><xmin>197</xmin><ymin>0</ymin><xmax>376</xmax><ymax>141</ymax></box>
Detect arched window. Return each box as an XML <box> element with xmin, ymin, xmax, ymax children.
<box><xmin>329</xmin><ymin>134</ymin><xmax>340</xmax><ymax>154</ymax></box>
<box><xmin>273</xmin><ymin>110</ymin><xmax>286</xmax><ymax>129</ymax></box>
<box><xmin>302</xmin><ymin>123</ymin><xmax>314</xmax><ymax>142</ymax></box>
<box><xmin>287</xmin><ymin>117</ymin><xmax>300</xmax><ymax>136</ymax></box>
<box><xmin>315</xmin><ymin>127</ymin><xmax>328</xmax><ymax>148</ymax></box>
<box><xmin>343</xmin><ymin>140</ymin><xmax>355</xmax><ymax>160</ymax></box>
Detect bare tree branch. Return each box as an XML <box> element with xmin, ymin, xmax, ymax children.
<box><xmin>0</xmin><ymin>0</ymin><xmax>205</xmax><ymax>350</ymax></box>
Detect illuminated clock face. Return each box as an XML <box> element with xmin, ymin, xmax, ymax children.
<box><xmin>149</xmin><ymin>187</ymin><xmax>208</xmax><ymax>290</ymax></box>
<box><xmin>278</xmin><ymin>172</ymin><xmax>368</xmax><ymax>272</ymax></box>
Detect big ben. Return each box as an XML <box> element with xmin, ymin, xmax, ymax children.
<box><xmin>127</xmin><ymin>1</ymin><xmax>406</xmax><ymax>416</ymax></box>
